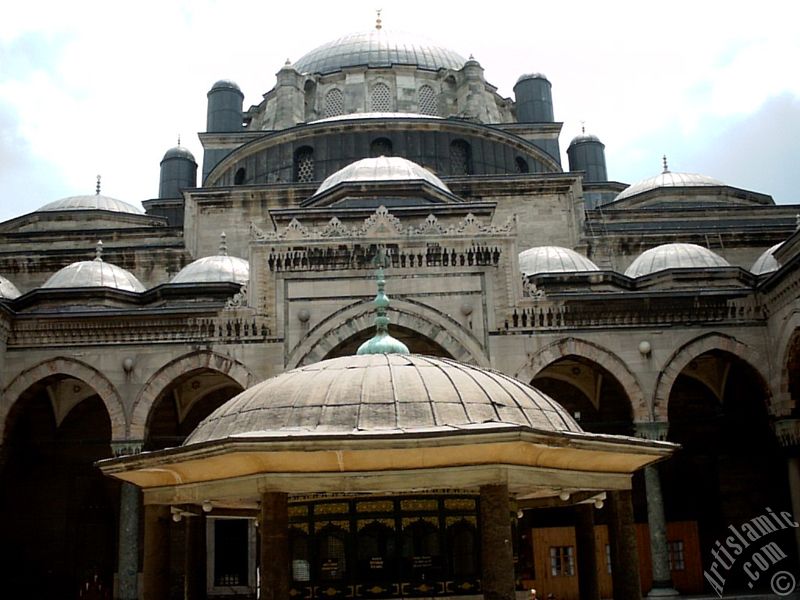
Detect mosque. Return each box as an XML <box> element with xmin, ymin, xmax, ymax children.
<box><xmin>1</xmin><ymin>17</ymin><xmax>799</xmax><ymax>600</ymax></box>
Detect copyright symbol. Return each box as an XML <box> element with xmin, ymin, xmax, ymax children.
<box><xmin>771</xmin><ymin>571</ymin><xmax>796</xmax><ymax>596</ymax></box>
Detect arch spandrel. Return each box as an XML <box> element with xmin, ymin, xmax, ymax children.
<box><xmin>129</xmin><ymin>350</ymin><xmax>254</xmax><ymax>441</ymax></box>
<box><xmin>514</xmin><ymin>337</ymin><xmax>647</xmax><ymax>422</ymax></box>
<box><xmin>1</xmin><ymin>357</ymin><xmax>126</xmax><ymax>441</ymax></box>
<box><xmin>653</xmin><ymin>332</ymin><xmax>770</xmax><ymax>421</ymax></box>
<box><xmin>286</xmin><ymin>299</ymin><xmax>488</xmax><ymax>370</ymax></box>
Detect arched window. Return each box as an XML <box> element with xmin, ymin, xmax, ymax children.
<box><xmin>371</xmin><ymin>82</ymin><xmax>392</xmax><ymax>112</ymax></box>
<box><xmin>401</xmin><ymin>519</ymin><xmax>442</xmax><ymax>581</ymax></box>
<box><xmin>449</xmin><ymin>140</ymin><xmax>472</xmax><ymax>175</ymax></box>
<box><xmin>294</xmin><ymin>147</ymin><xmax>314</xmax><ymax>183</ymax></box>
<box><xmin>515</xmin><ymin>156</ymin><xmax>529</xmax><ymax>173</ymax></box>
<box><xmin>316</xmin><ymin>527</ymin><xmax>348</xmax><ymax>581</ymax></box>
<box><xmin>356</xmin><ymin>521</ymin><xmax>396</xmax><ymax>580</ymax></box>
<box><xmin>418</xmin><ymin>85</ymin><xmax>438</xmax><ymax>116</ymax></box>
<box><xmin>447</xmin><ymin>521</ymin><xmax>477</xmax><ymax>577</ymax></box>
<box><xmin>234</xmin><ymin>167</ymin><xmax>246</xmax><ymax>185</ymax></box>
<box><xmin>370</xmin><ymin>137</ymin><xmax>393</xmax><ymax>157</ymax></box>
<box><xmin>324</xmin><ymin>88</ymin><xmax>344</xmax><ymax>118</ymax></box>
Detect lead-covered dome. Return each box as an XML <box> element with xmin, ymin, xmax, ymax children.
<box><xmin>625</xmin><ymin>243</ymin><xmax>730</xmax><ymax>277</ymax></box>
<box><xmin>43</xmin><ymin>249</ymin><xmax>145</xmax><ymax>292</ymax></box>
<box><xmin>751</xmin><ymin>243</ymin><xmax>783</xmax><ymax>275</ymax></box>
<box><xmin>519</xmin><ymin>246</ymin><xmax>599</xmax><ymax>276</ymax></box>
<box><xmin>186</xmin><ymin>353</ymin><xmax>582</xmax><ymax>444</ymax></box>
<box><xmin>615</xmin><ymin>170</ymin><xmax>723</xmax><ymax>202</ymax></box>
<box><xmin>0</xmin><ymin>275</ymin><xmax>21</xmax><ymax>299</ymax></box>
<box><xmin>37</xmin><ymin>193</ymin><xmax>143</xmax><ymax>215</ymax></box>
<box><xmin>293</xmin><ymin>29</ymin><xmax>467</xmax><ymax>75</ymax></box>
<box><xmin>172</xmin><ymin>233</ymin><xmax>249</xmax><ymax>284</ymax></box>
<box><xmin>314</xmin><ymin>156</ymin><xmax>450</xmax><ymax>196</ymax></box>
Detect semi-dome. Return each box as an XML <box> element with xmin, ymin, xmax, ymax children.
<box><xmin>185</xmin><ymin>353</ymin><xmax>582</xmax><ymax>445</ymax></box>
<box><xmin>293</xmin><ymin>29</ymin><xmax>466</xmax><ymax>75</ymax></box>
<box><xmin>37</xmin><ymin>193</ymin><xmax>143</xmax><ymax>215</ymax></box>
<box><xmin>314</xmin><ymin>156</ymin><xmax>450</xmax><ymax>196</ymax></box>
<box><xmin>519</xmin><ymin>246</ymin><xmax>600</xmax><ymax>276</ymax></box>
<box><xmin>0</xmin><ymin>274</ymin><xmax>21</xmax><ymax>300</ymax></box>
<box><xmin>625</xmin><ymin>243</ymin><xmax>730</xmax><ymax>277</ymax></box>
<box><xmin>43</xmin><ymin>244</ymin><xmax>145</xmax><ymax>292</ymax></box>
<box><xmin>172</xmin><ymin>233</ymin><xmax>249</xmax><ymax>284</ymax></box>
<box><xmin>615</xmin><ymin>162</ymin><xmax>724</xmax><ymax>202</ymax></box>
<box><xmin>751</xmin><ymin>243</ymin><xmax>783</xmax><ymax>275</ymax></box>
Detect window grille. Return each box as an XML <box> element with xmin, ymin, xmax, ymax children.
<box><xmin>418</xmin><ymin>85</ymin><xmax>438</xmax><ymax>116</ymax></box>
<box><xmin>295</xmin><ymin>148</ymin><xmax>314</xmax><ymax>182</ymax></box>
<box><xmin>324</xmin><ymin>88</ymin><xmax>344</xmax><ymax>118</ymax></box>
<box><xmin>371</xmin><ymin>83</ymin><xmax>392</xmax><ymax>112</ymax></box>
<box><xmin>370</xmin><ymin>137</ymin><xmax>393</xmax><ymax>157</ymax></box>
<box><xmin>449</xmin><ymin>140</ymin><xmax>471</xmax><ymax>175</ymax></box>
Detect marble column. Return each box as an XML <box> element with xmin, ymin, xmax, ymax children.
<box><xmin>608</xmin><ymin>490</ymin><xmax>642</xmax><ymax>600</ymax></box>
<box><xmin>260</xmin><ymin>491</ymin><xmax>290</xmax><ymax>600</ymax></box>
<box><xmin>142</xmin><ymin>504</ymin><xmax>171</xmax><ymax>600</ymax></box>
<box><xmin>479</xmin><ymin>484</ymin><xmax>516</xmax><ymax>600</ymax></box>
<box><xmin>117</xmin><ymin>482</ymin><xmax>141</xmax><ymax>600</ymax></box>
<box><xmin>574</xmin><ymin>503</ymin><xmax>600</xmax><ymax>600</ymax></box>
<box><xmin>184</xmin><ymin>513</ymin><xmax>206</xmax><ymax>600</ymax></box>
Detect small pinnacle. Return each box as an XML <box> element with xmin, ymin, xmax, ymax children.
<box><xmin>469</xmin><ymin>53</ymin><xmax>474</xmax><ymax>60</ymax></box>
<box><xmin>95</xmin><ymin>240</ymin><xmax>104</xmax><ymax>262</ymax></box>
<box><xmin>219</xmin><ymin>232</ymin><xmax>228</xmax><ymax>256</ymax></box>
<box><xmin>285</xmin><ymin>58</ymin><xmax>291</xmax><ymax>66</ymax></box>
<box><xmin>580</xmin><ymin>120</ymin><xmax>586</xmax><ymax>135</ymax></box>
<box><xmin>662</xmin><ymin>155</ymin><xmax>669</xmax><ymax>173</ymax></box>
<box><xmin>375</xmin><ymin>8</ymin><xmax>382</xmax><ymax>30</ymax></box>
<box><xmin>177</xmin><ymin>135</ymin><xmax>181</xmax><ymax>146</ymax></box>
<box><xmin>96</xmin><ymin>175</ymin><xmax>101</xmax><ymax>195</ymax></box>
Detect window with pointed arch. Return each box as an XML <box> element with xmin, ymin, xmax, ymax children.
<box><xmin>294</xmin><ymin>146</ymin><xmax>314</xmax><ymax>183</ymax></box>
<box><xmin>370</xmin><ymin>82</ymin><xmax>392</xmax><ymax>112</ymax></box>
<box><xmin>418</xmin><ymin>85</ymin><xmax>438</xmax><ymax>116</ymax></box>
<box><xmin>324</xmin><ymin>88</ymin><xmax>344</xmax><ymax>118</ymax></box>
<box><xmin>447</xmin><ymin>520</ymin><xmax>477</xmax><ymax>578</ymax></box>
<box><xmin>370</xmin><ymin>137</ymin><xmax>393</xmax><ymax>157</ymax></box>
<box><xmin>316</xmin><ymin>525</ymin><xmax>349</xmax><ymax>582</ymax></box>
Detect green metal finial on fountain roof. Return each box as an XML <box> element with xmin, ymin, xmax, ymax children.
<box><xmin>357</xmin><ymin>246</ymin><xmax>409</xmax><ymax>356</ymax></box>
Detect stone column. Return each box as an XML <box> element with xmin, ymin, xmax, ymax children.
<box><xmin>117</xmin><ymin>482</ymin><xmax>141</xmax><ymax>600</ymax></box>
<box><xmin>607</xmin><ymin>490</ymin><xmax>642</xmax><ymax>600</ymax></box>
<box><xmin>774</xmin><ymin>419</ymin><xmax>800</xmax><ymax>559</ymax></box>
<box><xmin>260</xmin><ymin>492</ymin><xmax>290</xmax><ymax>600</ymax></box>
<box><xmin>184</xmin><ymin>513</ymin><xmax>206</xmax><ymax>600</ymax></box>
<box><xmin>574</xmin><ymin>503</ymin><xmax>600</xmax><ymax>600</ymax></box>
<box><xmin>142</xmin><ymin>504</ymin><xmax>171</xmax><ymax>600</ymax></box>
<box><xmin>479</xmin><ymin>484</ymin><xmax>516</xmax><ymax>600</ymax></box>
<box><xmin>635</xmin><ymin>422</ymin><xmax>678</xmax><ymax>597</ymax></box>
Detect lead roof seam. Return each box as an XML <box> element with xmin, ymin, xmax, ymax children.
<box><xmin>456</xmin><ymin>362</ymin><xmax>504</xmax><ymax>422</ymax></box>
<box><xmin>408</xmin><ymin>356</ymin><xmax>436</xmax><ymax>425</ymax></box>
<box><xmin>417</xmin><ymin>355</ymin><xmax>464</xmax><ymax>424</ymax></box>
<box><xmin>497</xmin><ymin>370</ymin><xmax>575</xmax><ymax>431</ymax></box>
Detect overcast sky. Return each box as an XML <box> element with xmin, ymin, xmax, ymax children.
<box><xmin>1</xmin><ymin>0</ymin><xmax>798</xmax><ymax>222</ymax></box>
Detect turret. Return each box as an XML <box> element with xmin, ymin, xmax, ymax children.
<box><xmin>159</xmin><ymin>145</ymin><xmax>197</xmax><ymax>199</ymax></box>
<box><xmin>514</xmin><ymin>73</ymin><xmax>554</xmax><ymax>123</ymax></box>
<box><xmin>567</xmin><ymin>131</ymin><xmax>608</xmax><ymax>182</ymax></box>
<box><xmin>273</xmin><ymin>61</ymin><xmax>305</xmax><ymax>130</ymax></box>
<box><xmin>203</xmin><ymin>80</ymin><xmax>244</xmax><ymax>182</ymax></box>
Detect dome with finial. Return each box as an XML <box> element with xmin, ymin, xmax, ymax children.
<box><xmin>0</xmin><ymin>274</ymin><xmax>21</xmax><ymax>300</ymax></box>
<box><xmin>518</xmin><ymin>247</ymin><xmax>600</xmax><ymax>276</ymax></box>
<box><xmin>625</xmin><ymin>243</ymin><xmax>730</xmax><ymax>277</ymax></box>
<box><xmin>614</xmin><ymin>156</ymin><xmax>724</xmax><ymax>202</ymax></box>
<box><xmin>42</xmin><ymin>241</ymin><xmax>146</xmax><ymax>291</ymax></box>
<box><xmin>293</xmin><ymin>22</ymin><xmax>466</xmax><ymax>75</ymax></box>
<box><xmin>314</xmin><ymin>156</ymin><xmax>450</xmax><ymax>196</ymax></box>
<box><xmin>357</xmin><ymin>248</ymin><xmax>409</xmax><ymax>356</ymax></box>
<box><xmin>37</xmin><ymin>176</ymin><xmax>143</xmax><ymax>214</ymax></box>
<box><xmin>162</xmin><ymin>143</ymin><xmax>196</xmax><ymax>162</ymax></box>
<box><xmin>171</xmin><ymin>233</ymin><xmax>249</xmax><ymax>284</ymax></box>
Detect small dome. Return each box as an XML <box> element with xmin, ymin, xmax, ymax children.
<box><xmin>751</xmin><ymin>243</ymin><xmax>783</xmax><ymax>275</ymax></box>
<box><xmin>43</xmin><ymin>256</ymin><xmax>145</xmax><ymax>292</ymax></box>
<box><xmin>171</xmin><ymin>255</ymin><xmax>249</xmax><ymax>284</ymax></box>
<box><xmin>209</xmin><ymin>79</ymin><xmax>242</xmax><ymax>93</ymax></box>
<box><xmin>293</xmin><ymin>29</ymin><xmax>466</xmax><ymax>75</ymax></box>
<box><xmin>314</xmin><ymin>156</ymin><xmax>450</xmax><ymax>196</ymax></box>
<box><xmin>162</xmin><ymin>145</ymin><xmax>196</xmax><ymax>162</ymax></box>
<box><xmin>310</xmin><ymin>112</ymin><xmax>442</xmax><ymax>124</ymax></box>
<box><xmin>519</xmin><ymin>246</ymin><xmax>600</xmax><ymax>276</ymax></box>
<box><xmin>615</xmin><ymin>170</ymin><xmax>724</xmax><ymax>202</ymax></box>
<box><xmin>185</xmin><ymin>353</ymin><xmax>582</xmax><ymax>445</ymax></box>
<box><xmin>37</xmin><ymin>194</ymin><xmax>143</xmax><ymax>215</ymax></box>
<box><xmin>0</xmin><ymin>275</ymin><xmax>21</xmax><ymax>300</ymax></box>
<box><xmin>625</xmin><ymin>243</ymin><xmax>730</xmax><ymax>277</ymax></box>
<box><xmin>568</xmin><ymin>133</ymin><xmax>602</xmax><ymax>147</ymax></box>
<box><xmin>516</xmin><ymin>72</ymin><xmax>549</xmax><ymax>84</ymax></box>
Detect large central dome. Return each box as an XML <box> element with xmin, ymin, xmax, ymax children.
<box><xmin>293</xmin><ymin>29</ymin><xmax>467</xmax><ymax>75</ymax></box>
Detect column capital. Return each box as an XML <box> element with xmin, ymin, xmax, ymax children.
<box><xmin>112</xmin><ymin>440</ymin><xmax>144</xmax><ymax>457</ymax></box>
<box><xmin>773</xmin><ymin>419</ymin><xmax>800</xmax><ymax>450</ymax></box>
<box><xmin>634</xmin><ymin>421</ymin><xmax>669</xmax><ymax>441</ymax></box>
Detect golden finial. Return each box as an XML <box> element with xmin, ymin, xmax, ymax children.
<box><xmin>96</xmin><ymin>174</ymin><xmax>101</xmax><ymax>195</ymax></box>
<box><xmin>662</xmin><ymin>155</ymin><xmax>669</xmax><ymax>173</ymax></box>
<box><xmin>375</xmin><ymin>8</ymin><xmax>382</xmax><ymax>30</ymax></box>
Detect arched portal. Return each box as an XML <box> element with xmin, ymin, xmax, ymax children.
<box><xmin>0</xmin><ymin>375</ymin><xmax>117</xmax><ymax>598</ymax></box>
<box><xmin>323</xmin><ymin>324</ymin><xmax>453</xmax><ymax>359</ymax></box>
<box><xmin>662</xmin><ymin>350</ymin><xmax>793</xmax><ymax>593</ymax></box>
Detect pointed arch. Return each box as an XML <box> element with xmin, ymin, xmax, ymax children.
<box><xmin>129</xmin><ymin>350</ymin><xmax>254</xmax><ymax>440</ymax></box>
<box><xmin>514</xmin><ymin>337</ymin><xmax>647</xmax><ymax>421</ymax></box>
<box><xmin>653</xmin><ymin>332</ymin><xmax>768</xmax><ymax>421</ymax></box>
<box><xmin>1</xmin><ymin>357</ymin><xmax>125</xmax><ymax>441</ymax></box>
<box><xmin>286</xmin><ymin>299</ymin><xmax>488</xmax><ymax>369</ymax></box>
